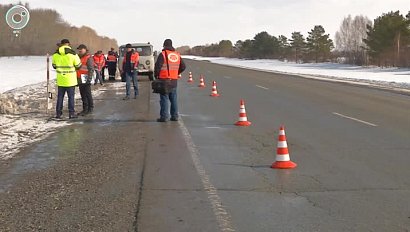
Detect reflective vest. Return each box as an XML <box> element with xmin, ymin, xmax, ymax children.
<box><xmin>93</xmin><ymin>54</ymin><xmax>106</xmax><ymax>70</ymax></box>
<box><xmin>122</xmin><ymin>52</ymin><xmax>140</xmax><ymax>69</ymax></box>
<box><xmin>77</xmin><ymin>54</ymin><xmax>92</xmax><ymax>78</ymax></box>
<box><xmin>159</xmin><ymin>50</ymin><xmax>181</xmax><ymax>79</ymax></box>
<box><xmin>52</xmin><ymin>45</ymin><xmax>81</xmax><ymax>87</ymax></box>
<box><xmin>107</xmin><ymin>54</ymin><xmax>117</xmax><ymax>63</ymax></box>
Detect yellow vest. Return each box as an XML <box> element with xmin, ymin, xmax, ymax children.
<box><xmin>52</xmin><ymin>45</ymin><xmax>81</xmax><ymax>87</ymax></box>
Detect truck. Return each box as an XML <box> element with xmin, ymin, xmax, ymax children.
<box><xmin>118</xmin><ymin>43</ymin><xmax>155</xmax><ymax>81</ymax></box>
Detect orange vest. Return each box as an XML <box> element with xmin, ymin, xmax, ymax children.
<box><xmin>77</xmin><ymin>54</ymin><xmax>92</xmax><ymax>78</ymax></box>
<box><xmin>107</xmin><ymin>54</ymin><xmax>117</xmax><ymax>62</ymax></box>
<box><xmin>159</xmin><ymin>50</ymin><xmax>181</xmax><ymax>79</ymax></box>
<box><xmin>122</xmin><ymin>52</ymin><xmax>140</xmax><ymax>69</ymax></box>
<box><xmin>93</xmin><ymin>54</ymin><xmax>105</xmax><ymax>70</ymax></box>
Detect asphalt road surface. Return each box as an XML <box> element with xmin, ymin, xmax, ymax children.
<box><xmin>1</xmin><ymin>59</ymin><xmax>409</xmax><ymax>232</ymax></box>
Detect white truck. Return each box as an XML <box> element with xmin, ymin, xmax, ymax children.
<box><xmin>118</xmin><ymin>43</ymin><xmax>155</xmax><ymax>81</ymax></box>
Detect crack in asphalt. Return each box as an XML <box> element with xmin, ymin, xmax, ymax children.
<box><xmin>132</xmin><ymin>89</ymin><xmax>151</xmax><ymax>232</ymax></box>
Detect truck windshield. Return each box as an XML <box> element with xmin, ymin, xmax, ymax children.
<box><xmin>120</xmin><ymin>46</ymin><xmax>152</xmax><ymax>56</ymax></box>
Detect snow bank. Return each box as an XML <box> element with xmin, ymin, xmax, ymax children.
<box><xmin>183</xmin><ymin>56</ymin><xmax>410</xmax><ymax>87</ymax></box>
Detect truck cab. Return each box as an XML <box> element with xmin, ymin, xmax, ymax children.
<box><xmin>118</xmin><ymin>43</ymin><xmax>155</xmax><ymax>81</ymax></box>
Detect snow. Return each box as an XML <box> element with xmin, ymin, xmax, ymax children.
<box><xmin>0</xmin><ymin>56</ymin><xmax>119</xmax><ymax>160</ymax></box>
<box><xmin>183</xmin><ymin>56</ymin><xmax>410</xmax><ymax>88</ymax></box>
<box><xmin>0</xmin><ymin>56</ymin><xmax>50</xmax><ymax>93</ymax></box>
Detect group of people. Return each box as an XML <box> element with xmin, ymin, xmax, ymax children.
<box><xmin>52</xmin><ymin>38</ymin><xmax>186</xmax><ymax>122</ymax></box>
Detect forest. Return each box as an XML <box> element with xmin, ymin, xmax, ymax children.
<box><xmin>182</xmin><ymin>11</ymin><xmax>410</xmax><ymax>68</ymax></box>
<box><xmin>0</xmin><ymin>3</ymin><xmax>118</xmax><ymax>56</ymax></box>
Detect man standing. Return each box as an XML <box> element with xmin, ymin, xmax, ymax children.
<box><xmin>154</xmin><ymin>39</ymin><xmax>186</xmax><ymax>122</ymax></box>
<box><xmin>93</xmin><ymin>51</ymin><xmax>105</xmax><ymax>85</ymax></box>
<box><xmin>76</xmin><ymin>44</ymin><xmax>94</xmax><ymax>116</ymax></box>
<box><xmin>52</xmin><ymin>39</ymin><xmax>82</xmax><ymax>119</ymax></box>
<box><xmin>121</xmin><ymin>44</ymin><xmax>139</xmax><ymax>100</ymax></box>
<box><xmin>107</xmin><ymin>50</ymin><xmax>117</xmax><ymax>81</ymax></box>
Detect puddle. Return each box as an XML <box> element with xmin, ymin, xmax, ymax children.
<box><xmin>0</xmin><ymin>127</ymin><xmax>85</xmax><ymax>193</ymax></box>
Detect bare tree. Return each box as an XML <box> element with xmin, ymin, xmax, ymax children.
<box><xmin>335</xmin><ymin>15</ymin><xmax>372</xmax><ymax>65</ymax></box>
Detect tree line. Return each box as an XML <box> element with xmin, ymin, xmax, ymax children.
<box><xmin>180</xmin><ymin>10</ymin><xmax>410</xmax><ymax>67</ymax></box>
<box><xmin>0</xmin><ymin>3</ymin><xmax>118</xmax><ymax>56</ymax></box>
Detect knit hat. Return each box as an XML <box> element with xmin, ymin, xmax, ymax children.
<box><xmin>163</xmin><ymin>39</ymin><xmax>173</xmax><ymax>47</ymax></box>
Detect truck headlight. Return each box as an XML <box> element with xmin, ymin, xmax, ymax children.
<box><xmin>145</xmin><ymin>60</ymin><xmax>151</xmax><ymax>65</ymax></box>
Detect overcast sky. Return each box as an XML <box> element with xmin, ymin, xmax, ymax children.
<box><xmin>2</xmin><ymin>0</ymin><xmax>409</xmax><ymax>50</ymax></box>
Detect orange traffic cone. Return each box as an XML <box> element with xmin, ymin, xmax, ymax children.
<box><xmin>210</xmin><ymin>81</ymin><xmax>220</xmax><ymax>97</ymax></box>
<box><xmin>188</xmin><ymin>72</ymin><xmax>193</xmax><ymax>83</ymax></box>
<box><xmin>235</xmin><ymin>99</ymin><xmax>251</xmax><ymax>126</ymax></box>
<box><xmin>198</xmin><ymin>75</ymin><xmax>206</xmax><ymax>88</ymax></box>
<box><xmin>271</xmin><ymin>126</ymin><xmax>297</xmax><ymax>169</ymax></box>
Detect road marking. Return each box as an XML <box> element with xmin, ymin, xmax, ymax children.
<box><xmin>223</xmin><ymin>76</ymin><xmax>232</xmax><ymax>79</ymax></box>
<box><xmin>178</xmin><ymin>120</ymin><xmax>236</xmax><ymax>232</ymax></box>
<box><xmin>205</xmin><ymin>126</ymin><xmax>222</xmax><ymax>129</ymax></box>
<box><xmin>332</xmin><ymin>112</ymin><xmax>378</xmax><ymax>127</ymax></box>
<box><xmin>256</xmin><ymin>85</ymin><xmax>269</xmax><ymax>90</ymax></box>
<box><xmin>207</xmin><ymin>70</ymin><xmax>213</xmax><ymax>74</ymax></box>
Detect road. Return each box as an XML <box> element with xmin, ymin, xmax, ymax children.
<box><xmin>1</xmin><ymin>59</ymin><xmax>410</xmax><ymax>231</ymax></box>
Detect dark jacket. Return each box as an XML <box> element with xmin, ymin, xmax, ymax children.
<box><xmin>123</xmin><ymin>50</ymin><xmax>134</xmax><ymax>73</ymax></box>
<box><xmin>154</xmin><ymin>46</ymin><xmax>186</xmax><ymax>78</ymax></box>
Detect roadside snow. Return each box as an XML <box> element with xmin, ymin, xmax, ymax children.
<box><xmin>0</xmin><ymin>114</ymin><xmax>67</xmax><ymax>160</ymax></box>
<box><xmin>183</xmin><ymin>56</ymin><xmax>410</xmax><ymax>89</ymax></box>
<box><xmin>0</xmin><ymin>56</ymin><xmax>50</xmax><ymax>93</ymax></box>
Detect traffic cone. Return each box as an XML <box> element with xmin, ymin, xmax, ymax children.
<box><xmin>188</xmin><ymin>72</ymin><xmax>193</xmax><ymax>83</ymax></box>
<box><xmin>198</xmin><ymin>75</ymin><xmax>206</xmax><ymax>88</ymax></box>
<box><xmin>235</xmin><ymin>100</ymin><xmax>251</xmax><ymax>126</ymax></box>
<box><xmin>271</xmin><ymin>126</ymin><xmax>297</xmax><ymax>169</ymax></box>
<box><xmin>210</xmin><ymin>81</ymin><xmax>220</xmax><ymax>97</ymax></box>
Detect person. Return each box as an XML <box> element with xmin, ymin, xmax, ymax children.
<box><xmin>93</xmin><ymin>50</ymin><xmax>105</xmax><ymax>85</ymax></box>
<box><xmin>52</xmin><ymin>39</ymin><xmax>82</xmax><ymax>119</ymax></box>
<box><xmin>121</xmin><ymin>44</ymin><xmax>139</xmax><ymax>100</ymax></box>
<box><xmin>154</xmin><ymin>39</ymin><xmax>186</xmax><ymax>122</ymax></box>
<box><xmin>101</xmin><ymin>52</ymin><xmax>107</xmax><ymax>81</ymax></box>
<box><xmin>107</xmin><ymin>50</ymin><xmax>117</xmax><ymax>81</ymax></box>
<box><xmin>76</xmin><ymin>44</ymin><xmax>94</xmax><ymax>116</ymax></box>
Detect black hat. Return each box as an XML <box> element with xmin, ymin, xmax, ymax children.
<box><xmin>77</xmin><ymin>44</ymin><xmax>87</xmax><ymax>50</ymax></box>
<box><xmin>60</xmin><ymin>39</ymin><xmax>70</xmax><ymax>44</ymax></box>
<box><xmin>163</xmin><ymin>39</ymin><xmax>173</xmax><ymax>47</ymax></box>
<box><xmin>125</xmin><ymin>43</ymin><xmax>132</xmax><ymax>48</ymax></box>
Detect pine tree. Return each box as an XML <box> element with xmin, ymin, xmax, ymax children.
<box><xmin>290</xmin><ymin>32</ymin><xmax>306</xmax><ymax>63</ymax></box>
<box><xmin>306</xmin><ymin>25</ymin><xmax>334</xmax><ymax>62</ymax></box>
<box><xmin>364</xmin><ymin>11</ymin><xmax>410</xmax><ymax>67</ymax></box>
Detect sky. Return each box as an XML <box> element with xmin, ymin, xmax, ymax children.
<box><xmin>1</xmin><ymin>0</ymin><xmax>409</xmax><ymax>50</ymax></box>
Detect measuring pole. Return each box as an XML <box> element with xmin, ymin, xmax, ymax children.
<box><xmin>46</xmin><ymin>53</ymin><xmax>50</xmax><ymax>114</ymax></box>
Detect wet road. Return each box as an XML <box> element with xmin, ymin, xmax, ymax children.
<box><xmin>1</xmin><ymin>59</ymin><xmax>410</xmax><ymax>231</ymax></box>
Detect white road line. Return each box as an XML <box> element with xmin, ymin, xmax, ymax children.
<box><xmin>207</xmin><ymin>70</ymin><xmax>213</xmax><ymax>74</ymax></box>
<box><xmin>178</xmin><ymin>120</ymin><xmax>236</xmax><ymax>232</ymax></box>
<box><xmin>332</xmin><ymin>112</ymin><xmax>378</xmax><ymax>127</ymax></box>
<box><xmin>223</xmin><ymin>76</ymin><xmax>232</xmax><ymax>79</ymax></box>
<box><xmin>256</xmin><ymin>85</ymin><xmax>269</xmax><ymax>90</ymax></box>
<box><xmin>205</xmin><ymin>126</ymin><xmax>222</xmax><ymax>129</ymax></box>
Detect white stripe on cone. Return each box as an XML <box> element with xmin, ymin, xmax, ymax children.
<box><xmin>276</xmin><ymin>154</ymin><xmax>290</xmax><ymax>161</ymax></box>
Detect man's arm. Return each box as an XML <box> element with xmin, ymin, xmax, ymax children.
<box><xmin>86</xmin><ymin>57</ymin><xmax>95</xmax><ymax>82</ymax></box>
<box><xmin>178</xmin><ymin>57</ymin><xmax>186</xmax><ymax>74</ymax></box>
<box><xmin>74</xmin><ymin>54</ymin><xmax>82</xmax><ymax>70</ymax></box>
<box><xmin>154</xmin><ymin>54</ymin><xmax>164</xmax><ymax>78</ymax></box>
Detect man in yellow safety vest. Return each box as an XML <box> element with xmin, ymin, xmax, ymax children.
<box><xmin>52</xmin><ymin>39</ymin><xmax>82</xmax><ymax>119</ymax></box>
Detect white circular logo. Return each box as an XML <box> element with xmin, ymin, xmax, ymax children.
<box><xmin>168</xmin><ymin>53</ymin><xmax>179</xmax><ymax>63</ymax></box>
<box><xmin>6</xmin><ymin>5</ymin><xmax>30</xmax><ymax>30</ymax></box>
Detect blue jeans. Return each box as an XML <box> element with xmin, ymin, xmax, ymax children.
<box><xmin>95</xmin><ymin>70</ymin><xmax>103</xmax><ymax>84</ymax></box>
<box><xmin>125</xmin><ymin>71</ymin><xmax>138</xmax><ymax>96</ymax></box>
<box><xmin>160</xmin><ymin>87</ymin><xmax>178</xmax><ymax>119</ymax></box>
<box><xmin>56</xmin><ymin>86</ymin><xmax>75</xmax><ymax>116</ymax></box>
